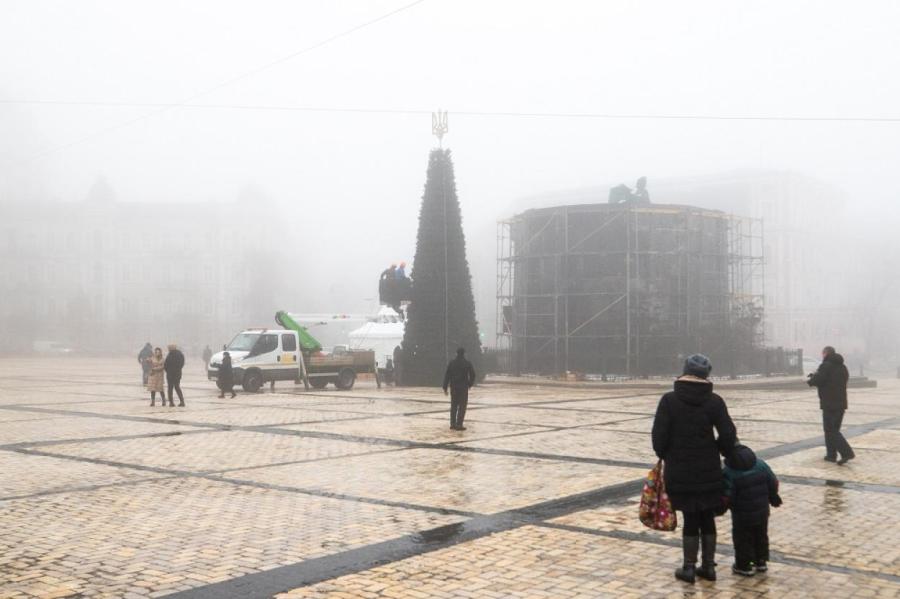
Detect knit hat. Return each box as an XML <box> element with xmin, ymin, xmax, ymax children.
<box><xmin>683</xmin><ymin>354</ymin><xmax>712</xmax><ymax>378</ymax></box>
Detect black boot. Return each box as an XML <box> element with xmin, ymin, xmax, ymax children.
<box><xmin>696</xmin><ymin>534</ymin><xmax>717</xmax><ymax>581</ymax></box>
<box><xmin>675</xmin><ymin>536</ymin><xmax>699</xmax><ymax>583</ymax></box>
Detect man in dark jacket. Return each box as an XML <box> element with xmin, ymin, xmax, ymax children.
<box><xmin>723</xmin><ymin>444</ymin><xmax>783</xmax><ymax>576</ymax></box>
<box><xmin>807</xmin><ymin>346</ymin><xmax>854</xmax><ymax>464</ymax></box>
<box><xmin>443</xmin><ymin>348</ymin><xmax>476</xmax><ymax>431</ymax></box>
<box><xmin>652</xmin><ymin>354</ymin><xmax>737</xmax><ymax>584</ymax></box>
<box><xmin>164</xmin><ymin>344</ymin><xmax>186</xmax><ymax>407</ymax></box>
<box><xmin>138</xmin><ymin>342</ymin><xmax>153</xmax><ymax>385</ymax></box>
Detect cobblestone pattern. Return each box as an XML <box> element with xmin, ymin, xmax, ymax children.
<box><xmin>0</xmin><ymin>478</ymin><xmax>463</xmax><ymax>598</ymax></box>
<box><xmin>278</xmin><ymin>524</ymin><xmax>900</xmax><ymax>599</ymax></box>
<box><xmin>0</xmin><ymin>359</ymin><xmax>898</xmax><ymax>598</ymax></box>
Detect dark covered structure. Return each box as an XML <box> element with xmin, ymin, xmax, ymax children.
<box><xmin>497</xmin><ymin>202</ymin><xmax>766</xmax><ymax>377</ymax></box>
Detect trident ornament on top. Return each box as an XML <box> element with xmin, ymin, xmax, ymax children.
<box><xmin>432</xmin><ymin>110</ymin><xmax>448</xmax><ymax>146</ymax></box>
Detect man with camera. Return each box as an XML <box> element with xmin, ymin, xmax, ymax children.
<box><xmin>807</xmin><ymin>346</ymin><xmax>855</xmax><ymax>465</ymax></box>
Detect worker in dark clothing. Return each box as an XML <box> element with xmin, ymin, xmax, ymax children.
<box><xmin>164</xmin><ymin>344</ymin><xmax>186</xmax><ymax>407</ymax></box>
<box><xmin>138</xmin><ymin>342</ymin><xmax>153</xmax><ymax>385</ymax></box>
<box><xmin>392</xmin><ymin>345</ymin><xmax>403</xmax><ymax>386</ymax></box>
<box><xmin>443</xmin><ymin>348</ymin><xmax>476</xmax><ymax>431</ymax></box>
<box><xmin>807</xmin><ymin>346</ymin><xmax>854</xmax><ymax>464</ymax></box>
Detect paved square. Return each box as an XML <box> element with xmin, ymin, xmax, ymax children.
<box><xmin>1</xmin><ymin>357</ymin><xmax>898</xmax><ymax>598</ymax></box>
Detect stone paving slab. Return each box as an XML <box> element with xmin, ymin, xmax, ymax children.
<box><xmin>1</xmin><ymin>357</ymin><xmax>897</xmax><ymax>598</ymax></box>
<box><xmin>551</xmin><ymin>482</ymin><xmax>900</xmax><ymax>577</ymax></box>
<box><xmin>768</xmin><ymin>445</ymin><xmax>900</xmax><ymax>486</ymax></box>
<box><xmin>277</xmin><ymin>523</ymin><xmax>900</xmax><ymax>599</ymax></box>
<box><xmin>282</xmin><ymin>415</ymin><xmax>546</xmax><ymax>443</ymax></box>
<box><xmin>44</xmin><ymin>430</ymin><xmax>387</xmax><ymax>473</ymax></box>
<box><xmin>226</xmin><ymin>448</ymin><xmax>647</xmax><ymax>514</ymax></box>
<box><xmin>0</xmin><ymin>450</ymin><xmax>168</xmax><ymax>499</ymax></box>
<box><xmin>0</xmin><ymin>415</ymin><xmax>197</xmax><ymax>446</ymax></box>
<box><xmin>457</xmin><ymin>427</ymin><xmax>666</xmax><ymax>464</ymax></box>
<box><xmin>0</xmin><ymin>477</ymin><xmax>463</xmax><ymax>599</ymax></box>
<box><xmin>444</xmin><ymin>406</ymin><xmax>642</xmax><ymax>428</ymax></box>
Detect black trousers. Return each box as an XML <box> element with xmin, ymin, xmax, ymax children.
<box><xmin>682</xmin><ymin>509</ymin><xmax>716</xmax><ymax>537</ymax></box>
<box><xmin>733</xmin><ymin>517</ymin><xmax>769</xmax><ymax>569</ymax></box>
<box><xmin>823</xmin><ymin>409</ymin><xmax>853</xmax><ymax>459</ymax></box>
<box><xmin>142</xmin><ymin>366</ymin><xmax>150</xmax><ymax>385</ymax></box>
<box><xmin>450</xmin><ymin>386</ymin><xmax>469</xmax><ymax>427</ymax></box>
<box><xmin>167</xmin><ymin>375</ymin><xmax>184</xmax><ymax>405</ymax></box>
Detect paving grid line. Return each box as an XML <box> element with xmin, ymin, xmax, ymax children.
<box><xmin>6</xmin><ymin>446</ymin><xmax>480</xmax><ymax>518</ymax></box>
<box><xmin>158</xmin><ymin>413</ymin><xmax>900</xmax><ymax>598</ymax></box>
<box><xmin>538</xmin><ymin>522</ymin><xmax>900</xmax><ymax>584</ymax></box>
<box><xmin>2</xmin><ymin>404</ymin><xmax>897</xmax><ymax>501</ymax></box>
<box><xmin>0</xmin><ymin>474</ymin><xmax>184</xmax><ymax>502</ymax></box>
<box><xmin>0</xmin><ymin>404</ymin><xmax>658</xmax><ymax>469</ymax></box>
<box><xmin>3</xmin><ymin>381</ymin><xmax>897</xmax><ymax>597</ymax></box>
<box><xmin>8</xmin><ymin>382</ymin><xmax>882</xmax><ymax>430</ymax></box>
<box><xmin>161</xmin><ymin>480</ymin><xmax>643</xmax><ymax>599</ymax></box>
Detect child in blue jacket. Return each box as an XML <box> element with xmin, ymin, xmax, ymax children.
<box><xmin>723</xmin><ymin>444</ymin><xmax>783</xmax><ymax>576</ymax></box>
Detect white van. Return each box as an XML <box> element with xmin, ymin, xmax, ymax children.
<box><xmin>207</xmin><ymin>328</ymin><xmax>376</xmax><ymax>392</ymax></box>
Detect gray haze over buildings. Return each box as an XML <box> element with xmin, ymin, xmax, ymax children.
<box><xmin>1</xmin><ymin>1</ymin><xmax>899</xmax><ymax>369</ymax></box>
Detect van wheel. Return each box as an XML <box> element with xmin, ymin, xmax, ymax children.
<box><xmin>242</xmin><ymin>369</ymin><xmax>263</xmax><ymax>393</ymax></box>
<box><xmin>310</xmin><ymin>379</ymin><xmax>328</xmax><ymax>389</ymax></box>
<box><xmin>334</xmin><ymin>368</ymin><xmax>356</xmax><ymax>390</ymax></box>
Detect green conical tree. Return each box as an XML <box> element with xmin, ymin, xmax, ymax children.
<box><xmin>401</xmin><ymin>148</ymin><xmax>482</xmax><ymax>386</ymax></box>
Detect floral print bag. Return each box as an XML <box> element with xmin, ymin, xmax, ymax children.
<box><xmin>639</xmin><ymin>460</ymin><xmax>677</xmax><ymax>531</ymax></box>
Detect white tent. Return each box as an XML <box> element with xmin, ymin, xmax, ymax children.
<box><xmin>348</xmin><ymin>307</ymin><xmax>404</xmax><ymax>367</ymax></box>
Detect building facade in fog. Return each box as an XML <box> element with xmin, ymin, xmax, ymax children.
<box><xmin>0</xmin><ymin>190</ymin><xmax>286</xmax><ymax>355</ymax></box>
<box><xmin>654</xmin><ymin>171</ymin><xmax>856</xmax><ymax>356</ymax></box>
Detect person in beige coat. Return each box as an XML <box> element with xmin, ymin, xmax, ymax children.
<box><xmin>147</xmin><ymin>347</ymin><xmax>168</xmax><ymax>406</ymax></box>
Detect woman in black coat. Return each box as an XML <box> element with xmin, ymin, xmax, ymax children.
<box><xmin>652</xmin><ymin>354</ymin><xmax>737</xmax><ymax>584</ymax></box>
<box><xmin>218</xmin><ymin>352</ymin><xmax>236</xmax><ymax>399</ymax></box>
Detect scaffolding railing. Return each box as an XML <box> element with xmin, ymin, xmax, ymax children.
<box><xmin>496</xmin><ymin>203</ymin><xmax>766</xmax><ymax>377</ymax></box>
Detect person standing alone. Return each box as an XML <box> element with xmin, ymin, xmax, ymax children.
<box><xmin>165</xmin><ymin>344</ymin><xmax>186</xmax><ymax>407</ymax></box>
<box><xmin>147</xmin><ymin>347</ymin><xmax>166</xmax><ymax>406</ymax></box>
<box><xmin>201</xmin><ymin>345</ymin><xmax>213</xmax><ymax>372</ymax></box>
<box><xmin>217</xmin><ymin>351</ymin><xmax>236</xmax><ymax>399</ymax></box>
<box><xmin>808</xmin><ymin>346</ymin><xmax>855</xmax><ymax>465</ymax></box>
<box><xmin>138</xmin><ymin>342</ymin><xmax>153</xmax><ymax>385</ymax></box>
<box><xmin>443</xmin><ymin>348</ymin><xmax>476</xmax><ymax>431</ymax></box>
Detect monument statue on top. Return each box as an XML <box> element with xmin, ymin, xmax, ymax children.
<box><xmin>608</xmin><ymin>176</ymin><xmax>651</xmax><ymax>204</ymax></box>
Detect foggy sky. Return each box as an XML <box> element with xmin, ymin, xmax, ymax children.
<box><xmin>2</xmin><ymin>1</ymin><xmax>900</xmax><ymax>325</ymax></box>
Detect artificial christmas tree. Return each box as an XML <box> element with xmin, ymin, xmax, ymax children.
<box><xmin>401</xmin><ymin>148</ymin><xmax>482</xmax><ymax>386</ymax></box>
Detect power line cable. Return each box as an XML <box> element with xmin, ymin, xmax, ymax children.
<box><xmin>4</xmin><ymin>99</ymin><xmax>900</xmax><ymax>123</ymax></box>
<box><xmin>13</xmin><ymin>0</ymin><xmax>429</xmax><ymax>164</ymax></box>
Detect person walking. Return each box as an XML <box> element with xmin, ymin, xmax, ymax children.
<box><xmin>147</xmin><ymin>347</ymin><xmax>166</xmax><ymax>406</ymax></box>
<box><xmin>443</xmin><ymin>347</ymin><xmax>476</xmax><ymax>431</ymax></box>
<box><xmin>138</xmin><ymin>342</ymin><xmax>153</xmax><ymax>385</ymax></box>
<box><xmin>201</xmin><ymin>345</ymin><xmax>212</xmax><ymax>371</ymax></box>
<box><xmin>807</xmin><ymin>346</ymin><xmax>855</xmax><ymax>464</ymax></box>
<box><xmin>652</xmin><ymin>354</ymin><xmax>737</xmax><ymax>584</ymax></box>
<box><xmin>164</xmin><ymin>344</ymin><xmax>186</xmax><ymax>407</ymax></box>
<box><xmin>217</xmin><ymin>351</ymin><xmax>236</xmax><ymax>398</ymax></box>
<box><xmin>722</xmin><ymin>444</ymin><xmax>783</xmax><ymax>577</ymax></box>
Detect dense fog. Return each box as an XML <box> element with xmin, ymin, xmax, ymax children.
<box><xmin>1</xmin><ymin>1</ymin><xmax>898</xmax><ymax>373</ymax></box>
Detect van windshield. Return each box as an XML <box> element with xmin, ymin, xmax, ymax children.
<box><xmin>227</xmin><ymin>333</ymin><xmax>260</xmax><ymax>352</ymax></box>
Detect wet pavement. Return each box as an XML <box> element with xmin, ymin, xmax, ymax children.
<box><xmin>1</xmin><ymin>357</ymin><xmax>898</xmax><ymax>598</ymax></box>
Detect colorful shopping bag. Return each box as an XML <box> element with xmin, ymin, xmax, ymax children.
<box><xmin>639</xmin><ymin>460</ymin><xmax>677</xmax><ymax>531</ymax></box>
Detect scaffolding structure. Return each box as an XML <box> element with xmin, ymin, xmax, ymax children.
<box><xmin>496</xmin><ymin>203</ymin><xmax>764</xmax><ymax>377</ymax></box>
